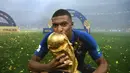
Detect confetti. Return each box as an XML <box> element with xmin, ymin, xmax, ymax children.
<box><xmin>116</xmin><ymin>61</ymin><xmax>119</xmax><ymax>64</ymax></box>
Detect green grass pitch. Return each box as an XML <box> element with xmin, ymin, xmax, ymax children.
<box><xmin>0</xmin><ymin>31</ymin><xmax>130</xmax><ymax>73</ymax></box>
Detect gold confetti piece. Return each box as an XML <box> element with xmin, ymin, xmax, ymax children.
<box><xmin>27</xmin><ymin>54</ymin><xmax>29</xmax><ymax>56</ymax></box>
<box><xmin>126</xmin><ymin>49</ymin><xmax>128</xmax><ymax>52</ymax></box>
<box><xmin>116</xmin><ymin>61</ymin><xmax>118</xmax><ymax>64</ymax></box>
<box><xmin>20</xmin><ymin>70</ymin><xmax>23</xmax><ymax>73</ymax></box>
<box><xmin>124</xmin><ymin>56</ymin><xmax>126</xmax><ymax>58</ymax></box>
<box><xmin>20</xmin><ymin>69</ymin><xmax>24</xmax><ymax>73</ymax></box>
<box><xmin>21</xmin><ymin>47</ymin><xmax>23</xmax><ymax>50</ymax></box>
<box><xmin>14</xmin><ymin>67</ymin><xmax>16</xmax><ymax>70</ymax></box>
<box><xmin>9</xmin><ymin>66</ymin><xmax>12</xmax><ymax>70</ymax></box>
<box><xmin>32</xmin><ymin>40</ymin><xmax>35</xmax><ymax>42</ymax></box>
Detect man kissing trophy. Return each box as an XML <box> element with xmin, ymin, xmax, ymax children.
<box><xmin>47</xmin><ymin>32</ymin><xmax>80</xmax><ymax>73</ymax></box>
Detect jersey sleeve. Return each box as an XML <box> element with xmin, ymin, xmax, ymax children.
<box><xmin>79</xmin><ymin>31</ymin><xmax>102</xmax><ymax>60</ymax></box>
<box><xmin>34</xmin><ymin>32</ymin><xmax>52</xmax><ymax>59</ymax></box>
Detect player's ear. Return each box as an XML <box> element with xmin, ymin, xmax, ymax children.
<box><xmin>72</xmin><ymin>22</ymin><xmax>74</xmax><ymax>25</ymax></box>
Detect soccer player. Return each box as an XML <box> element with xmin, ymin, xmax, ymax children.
<box><xmin>28</xmin><ymin>9</ymin><xmax>108</xmax><ymax>73</ymax></box>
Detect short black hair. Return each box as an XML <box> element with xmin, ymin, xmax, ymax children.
<box><xmin>52</xmin><ymin>9</ymin><xmax>72</xmax><ymax>20</ymax></box>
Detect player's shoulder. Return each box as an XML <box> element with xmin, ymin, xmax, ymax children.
<box><xmin>41</xmin><ymin>32</ymin><xmax>53</xmax><ymax>42</ymax></box>
<box><xmin>73</xmin><ymin>29</ymin><xmax>96</xmax><ymax>44</ymax></box>
<box><xmin>73</xmin><ymin>29</ymin><xmax>90</xmax><ymax>38</ymax></box>
<box><xmin>43</xmin><ymin>32</ymin><xmax>53</xmax><ymax>38</ymax></box>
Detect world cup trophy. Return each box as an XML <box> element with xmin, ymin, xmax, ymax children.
<box><xmin>47</xmin><ymin>32</ymin><xmax>80</xmax><ymax>73</ymax></box>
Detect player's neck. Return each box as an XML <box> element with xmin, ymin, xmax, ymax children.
<box><xmin>68</xmin><ymin>30</ymin><xmax>73</xmax><ymax>41</ymax></box>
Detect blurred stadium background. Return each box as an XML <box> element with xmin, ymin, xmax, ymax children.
<box><xmin>0</xmin><ymin>0</ymin><xmax>130</xmax><ymax>73</ymax></box>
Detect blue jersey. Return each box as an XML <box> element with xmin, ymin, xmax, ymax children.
<box><xmin>34</xmin><ymin>29</ymin><xmax>102</xmax><ymax>66</ymax></box>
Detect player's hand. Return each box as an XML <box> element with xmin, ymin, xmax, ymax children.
<box><xmin>47</xmin><ymin>54</ymin><xmax>72</xmax><ymax>72</ymax></box>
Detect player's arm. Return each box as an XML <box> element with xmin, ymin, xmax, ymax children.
<box><xmin>88</xmin><ymin>45</ymin><xmax>108</xmax><ymax>73</ymax></box>
<box><xmin>89</xmin><ymin>42</ymin><xmax>108</xmax><ymax>73</ymax></box>
<box><xmin>28</xmin><ymin>54</ymin><xmax>70</xmax><ymax>72</ymax></box>
<box><xmin>28</xmin><ymin>33</ymin><xmax>52</xmax><ymax>72</ymax></box>
<box><xmin>28</xmin><ymin>55</ymin><xmax>49</xmax><ymax>72</ymax></box>
<box><xmin>81</xmin><ymin>32</ymin><xmax>108</xmax><ymax>73</ymax></box>
<box><xmin>93</xmin><ymin>57</ymin><xmax>108</xmax><ymax>73</ymax></box>
<box><xmin>28</xmin><ymin>33</ymin><xmax>71</xmax><ymax>72</ymax></box>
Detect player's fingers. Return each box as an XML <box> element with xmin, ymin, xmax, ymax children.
<box><xmin>56</xmin><ymin>60</ymin><xmax>72</xmax><ymax>68</ymax></box>
<box><xmin>57</xmin><ymin>69</ymin><xmax>71</xmax><ymax>73</ymax></box>
<box><xmin>59</xmin><ymin>56</ymin><xmax>69</xmax><ymax>63</ymax></box>
<box><xmin>64</xmin><ymin>60</ymin><xmax>72</xmax><ymax>65</ymax></box>
<box><xmin>55</xmin><ymin>54</ymin><xmax>65</xmax><ymax>61</ymax></box>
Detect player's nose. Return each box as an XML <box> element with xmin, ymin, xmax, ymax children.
<box><xmin>57</xmin><ymin>25</ymin><xmax>63</xmax><ymax>33</ymax></box>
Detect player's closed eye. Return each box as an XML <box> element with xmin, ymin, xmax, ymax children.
<box><xmin>61</xmin><ymin>22</ymin><xmax>67</xmax><ymax>27</ymax></box>
<box><xmin>52</xmin><ymin>24</ymin><xmax>58</xmax><ymax>27</ymax></box>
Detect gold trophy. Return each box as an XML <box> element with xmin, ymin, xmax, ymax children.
<box><xmin>47</xmin><ymin>32</ymin><xmax>80</xmax><ymax>73</ymax></box>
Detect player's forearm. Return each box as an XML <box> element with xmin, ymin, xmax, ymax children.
<box><xmin>93</xmin><ymin>63</ymin><xmax>108</xmax><ymax>73</ymax></box>
<box><xmin>31</xmin><ymin>72</ymin><xmax>39</xmax><ymax>73</ymax></box>
<box><xmin>28</xmin><ymin>60</ymin><xmax>49</xmax><ymax>72</ymax></box>
<box><xmin>93</xmin><ymin>57</ymin><xmax>108</xmax><ymax>73</ymax></box>
<box><xmin>31</xmin><ymin>72</ymin><xmax>48</xmax><ymax>73</ymax></box>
